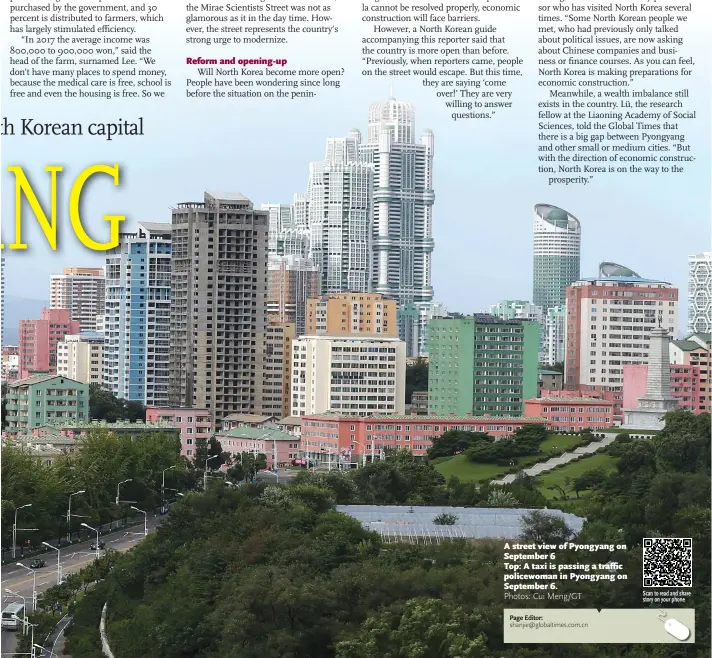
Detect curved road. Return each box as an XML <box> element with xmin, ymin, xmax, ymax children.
<box><xmin>1</xmin><ymin>518</ymin><xmax>162</xmax><ymax>656</ymax></box>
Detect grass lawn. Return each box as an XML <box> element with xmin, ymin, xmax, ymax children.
<box><xmin>535</xmin><ymin>452</ymin><xmax>619</xmax><ymax>499</ymax></box>
<box><xmin>433</xmin><ymin>434</ymin><xmax>588</xmax><ymax>483</ymax></box>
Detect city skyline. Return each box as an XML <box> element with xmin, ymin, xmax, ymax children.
<box><xmin>3</xmin><ymin>82</ymin><xmax>707</xmax><ymax>341</ymax></box>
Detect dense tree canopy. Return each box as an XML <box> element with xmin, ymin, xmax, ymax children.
<box><xmin>89</xmin><ymin>384</ymin><xmax>146</xmax><ymax>422</ymax></box>
<box><xmin>1</xmin><ymin>430</ymin><xmax>186</xmax><ymax>547</ymax></box>
<box><xmin>405</xmin><ymin>358</ymin><xmax>428</xmax><ymax>404</ymax></box>
<box><xmin>428</xmin><ymin>425</ymin><xmax>548</xmax><ymax>464</ymax></box>
<box><xmin>51</xmin><ymin>411</ymin><xmax>712</xmax><ymax>658</ymax></box>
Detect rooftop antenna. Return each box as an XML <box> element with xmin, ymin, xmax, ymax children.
<box><xmin>389</xmin><ymin>83</ymin><xmax>394</xmax><ymax>99</ymax></box>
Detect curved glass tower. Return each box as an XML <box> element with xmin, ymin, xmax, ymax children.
<box><xmin>533</xmin><ymin>204</ymin><xmax>581</xmax><ymax>311</ymax></box>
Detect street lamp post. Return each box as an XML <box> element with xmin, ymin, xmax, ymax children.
<box><xmin>351</xmin><ymin>440</ymin><xmax>366</xmax><ymax>468</ymax></box>
<box><xmin>33</xmin><ymin>644</ymin><xmax>49</xmax><ymax>658</ymax></box>
<box><xmin>42</xmin><ymin>541</ymin><xmax>62</xmax><ymax>585</ymax></box>
<box><xmin>130</xmin><ymin>507</ymin><xmax>147</xmax><ymax>536</ymax></box>
<box><xmin>161</xmin><ymin>465</ymin><xmax>177</xmax><ymax>512</ymax></box>
<box><xmin>5</xmin><ymin>589</ymin><xmax>28</xmax><ymax>635</ymax></box>
<box><xmin>16</xmin><ymin>563</ymin><xmax>37</xmax><ymax>611</ymax></box>
<box><xmin>20</xmin><ymin>618</ymin><xmax>37</xmax><ymax>657</ymax></box>
<box><xmin>115</xmin><ymin>479</ymin><xmax>132</xmax><ymax>505</ymax></box>
<box><xmin>81</xmin><ymin>523</ymin><xmax>100</xmax><ymax>560</ymax></box>
<box><xmin>204</xmin><ymin>454</ymin><xmax>219</xmax><ymax>490</ymax></box>
<box><xmin>67</xmin><ymin>490</ymin><xmax>86</xmax><ymax>543</ymax></box>
<box><xmin>272</xmin><ymin>438</ymin><xmax>279</xmax><ymax>483</ymax></box>
<box><xmin>12</xmin><ymin>503</ymin><xmax>32</xmax><ymax>559</ymax></box>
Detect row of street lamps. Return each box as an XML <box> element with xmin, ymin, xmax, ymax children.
<box><xmin>13</xmin><ymin>465</ymin><xmax>182</xmax><ymax>556</ymax></box>
<box><xmin>7</xmin><ymin>467</ymin><xmax>183</xmax><ymax>628</ymax></box>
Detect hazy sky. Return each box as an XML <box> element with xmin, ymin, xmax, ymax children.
<box><xmin>2</xmin><ymin>4</ymin><xmax>710</xmax><ymax>333</ymax></box>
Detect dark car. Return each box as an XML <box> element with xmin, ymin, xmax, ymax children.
<box><xmin>29</xmin><ymin>559</ymin><xmax>45</xmax><ymax>569</ymax></box>
<box><xmin>90</xmin><ymin>540</ymin><xmax>106</xmax><ymax>550</ymax></box>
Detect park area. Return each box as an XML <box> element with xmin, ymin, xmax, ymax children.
<box><xmin>534</xmin><ymin>452</ymin><xmax>620</xmax><ymax>499</ymax></box>
<box><xmin>432</xmin><ymin>433</ymin><xmax>588</xmax><ymax>483</ymax></box>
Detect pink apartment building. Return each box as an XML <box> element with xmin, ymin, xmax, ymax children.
<box><xmin>145</xmin><ymin>407</ymin><xmax>213</xmax><ymax>458</ymax></box>
<box><xmin>300</xmin><ymin>413</ymin><xmax>549</xmax><ymax>461</ymax></box>
<box><xmin>623</xmin><ymin>364</ymin><xmax>708</xmax><ymax>415</ymax></box>
<box><xmin>540</xmin><ymin>387</ymin><xmax>623</xmax><ymax>424</ymax></box>
<box><xmin>19</xmin><ymin>309</ymin><xmax>81</xmax><ymax>379</ymax></box>
<box><xmin>669</xmin><ymin>333</ymin><xmax>710</xmax><ymax>411</ymax></box>
<box><xmin>524</xmin><ymin>397</ymin><xmax>614</xmax><ymax>432</ymax></box>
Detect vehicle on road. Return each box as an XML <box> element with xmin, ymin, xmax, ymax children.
<box><xmin>90</xmin><ymin>540</ymin><xmax>106</xmax><ymax>550</ymax></box>
<box><xmin>29</xmin><ymin>558</ymin><xmax>46</xmax><ymax>569</ymax></box>
<box><xmin>291</xmin><ymin>458</ymin><xmax>314</xmax><ymax>468</ymax></box>
<box><xmin>2</xmin><ymin>603</ymin><xmax>25</xmax><ymax>631</ymax></box>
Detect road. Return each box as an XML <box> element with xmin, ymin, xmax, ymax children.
<box><xmin>1</xmin><ymin>517</ymin><xmax>162</xmax><ymax>657</ymax></box>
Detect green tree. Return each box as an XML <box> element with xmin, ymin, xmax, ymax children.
<box><xmin>1</xmin><ymin>429</ymin><xmax>181</xmax><ymax>545</ymax></box>
<box><xmin>336</xmin><ymin>598</ymin><xmax>487</xmax><ymax>658</ymax></box>
<box><xmin>573</xmin><ymin>467</ymin><xmax>608</xmax><ymax>496</ymax></box>
<box><xmin>520</xmin><ymin>510</ymin><xmax>574</xmax><ymax>544</ymax></box>
<box><xmin>89</xmin><ymin>384</ymin><xmax>146</xmax><ymax>422</ymax></box>
<box><xmin>405</xmin><ymin>358</ymin><xmax>428</xmax><ymax>404</ymax></box>
<box><xmin>230</xmin><ymin>451</ymin><xmax>267</xmax><ymax>482</ymax></box>
<box><xmin>428</xmin><ymin>430</ymin><xmax>491</xmax><ymax>459</ymax></box>
<box><xmin>193</xmin><ymin>436</ymin><xmax>230</xmax><ymax>469</ymax></box>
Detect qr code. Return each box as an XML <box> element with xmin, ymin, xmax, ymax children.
<box><xmin>643</xmin><ymin>538</ymin><xmax>692</xmax><ymax>587</ymax></box>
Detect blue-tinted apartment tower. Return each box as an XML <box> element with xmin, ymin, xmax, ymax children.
<box><xmin>104</xmin><ymin>222</ymin><xmax>172</xmax><ymax>406</ymax></box>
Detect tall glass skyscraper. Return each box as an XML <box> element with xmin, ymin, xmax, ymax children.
<box><xmin>103</xmin><ymin>222</ymin><xmax>172</xmax><ymax>406</ymax></box>
<box><xmin>307</xmin><ymin>135</ymin><xmax>374</xmax><ymax>294</ymax></box>
<box><xmin>533</xmin><ymin>204</ymin><xmax>581</xmax><ymax>312</ymax></box>
<box><xmin>358</xmin><ymin>97</ymin><xmax>435</xmax><ymax>349</ymax></box>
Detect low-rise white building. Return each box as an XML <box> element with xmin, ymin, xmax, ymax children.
<box><xmin>290</xmin><ymin>335</ymin><xmax>406</xmax><ymax>417</ymax></box>
<box><xmin>56</xmin><ymin>332</ymin><xmax>104</xmax><ymax>386</ymax></box>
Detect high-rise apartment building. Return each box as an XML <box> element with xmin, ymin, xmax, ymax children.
<box><xmin>305</xmin><ymin>292</ymin><xmax>398</xmax><ymax>337</ymax></box>
<box><xmin>688</xmin><ymin>251</ymin><xmax>712</xmax><ymax>333</ymax></box>
<box><xmin>307</xmin><ymin>135</ymin><xmax>374</xmax><ymax>293</ymax></box>
<box><xmin>262</xmin><ymin>322</ymin><xmax>296</xmax><ymax>419</ymax></box>
<box><xmin>543</xmin><ymin>306</ymin><xmax>566</xmax><ymax>365</ymax></box>
<box><xmin>18</xmin><ymin>308</ymin><xmax>81</xmax><ymax>379</ymax></box>
<box><xmin>290</xmin><ymin>334</ymin><xmax>406</xmax><ymax>416</ymax></box>
<box><xmin>262</xmin><ymin>201</ymin><xmax>309</xmax><ymax>258</ymax></box>
<box><xmin>49</xmin><ymin>267</ymin><xmax>105</xmax><ymax>332</ymax></box>
<box><xmin>168</xmin><ymin>192</ymin><xmax>269</xmax><ymax>424</ymax></box>
<box><xmin>397</xmin><ymin>300</ymin><xmax>448</xmax><ymax>358</ymax></box>
<box><xmin>56</xmin><ymin>332</ymin><xmax>105</xmax><ymax>386</ymax></box>
<box><xmin>267</xmin><ymin>254</ymin><xmax>320</xmax><ymax>335</ymax></box>
<box><xmin>104</xmin><ymin>222</ymin><xmax>172</xmax><ymax>405</ymax></box>
<box><xmin>357</xmin><ymin>98</ymin><xmax>435</xmax><ymax>348</ymax></box>
<box><xmin>490</xmin><ymin>302</ymin><xmax>566</xmax><ymax>366</ymax></box>
<box><xmin>427</xmin><ymin>315</ymin><xmax>540</xmax><ymax>417</ymax></box>
<box><xmin>533</xmin><ymin>204</ymin><xmax>581</xmax><ymax>312</ymax></box>
<box><xmin>564</xmin><ymin>273</ymin><xmax>679</xmax><ymax>391</ymax></box>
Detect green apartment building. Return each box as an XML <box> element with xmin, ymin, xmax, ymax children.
<box><xmin>427</xmin><ymin>315</ymin><xmax>539</xmax><ymax>416</ymax></box>
<box><xmin>4</xmin><ymin>373</ymin><xmax>89</xmax><ymax>435</ymax></box>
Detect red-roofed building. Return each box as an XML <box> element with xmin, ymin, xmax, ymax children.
<box><xmin>300</xmin><ymin>413</ymin><xmax>548</xmax><ymax>463</ymax></box>
<box><xmin>524</xmin><ymin>397</ymin><xmax>614</xmax><ymax>432</ymax></box>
